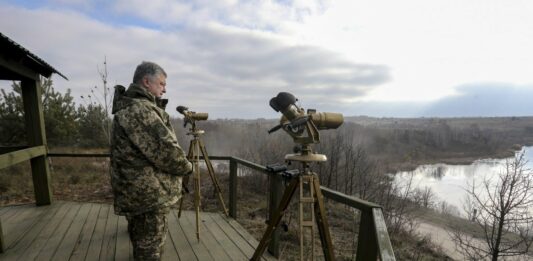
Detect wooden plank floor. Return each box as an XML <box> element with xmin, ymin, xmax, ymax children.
<box><xmin>0</xmin><ymin>201</ymin><xmax>277</xmax><ymax>261</ymax></box>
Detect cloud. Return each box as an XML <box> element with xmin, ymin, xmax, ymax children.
<box><xmin>343</xmin><ymin>83</ymin><xmax>533</xmax><ymax>118</ymax></box>
<box><xmin>0</xmin><ymin>3</ymin><xmax>390</xmax><ymax>119</ymax></box>
<box><xmin>111</xmin><ymin>0</ymin><xmax>328</xmax><ymax>30</ymax></box>
<box><xmin>422</xmin><ymin>83</ymin><xmax>533</xmax><ymax>117</ymax></box>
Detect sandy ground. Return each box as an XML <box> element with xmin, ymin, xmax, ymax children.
<box><xmin>417</xmin><ymin>221</ymin><xmax>533</xmax><ymax>261</ymax></box>
<box><xmin>416</xmin><ymin>221</ymin><xmax>464</xmax><ymax>260</ymax></box>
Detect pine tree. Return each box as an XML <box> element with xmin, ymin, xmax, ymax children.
<box><xmin>0</xmin><ymin>77</ymin><xmax>79</xmax><ymax>147</ymax></box>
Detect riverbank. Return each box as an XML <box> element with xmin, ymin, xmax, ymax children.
<box><xmin>384</xmin><ymin>145</ymin><xmax>520</xmax><ymax>174</ymax></box>
<box><xmin>414</xmin><ymin>208</ymin><xmax>533</xmax><ymax>260</ymax></box>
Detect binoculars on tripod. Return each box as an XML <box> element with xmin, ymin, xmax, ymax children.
<box><xmin>176</xmin><ymin>106</ymin><xmax>208</xmax><ymax>127</ymax></box>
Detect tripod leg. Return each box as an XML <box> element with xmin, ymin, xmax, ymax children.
<box><xmin>312</xmin><ymin>175</ymin><xmax>335</xmax><ymax>261</ymax></box>
<box><xmin>193</xmin><ymin>139</ymin><xmax>201</xmax><ymax>241</ymax></box>
<box><xmin>198</xmin><ymin>139</ymin><xmax>230</xmax><ymax>217</ymax></box>
<box><xmin>178</xmin><ymin>139</ymin><xmax>196</xmax><ymax>218</ymax></box>
<box><xmin>251</xmin><ymin>178</ymin><xmax>299</xmax><ymax>261</ymax></box>
<box><xmin>178</xmin><ymin>195</ymin><xmax>185</xmax><ymax>218</ymax></box>
<box><xmin>299</xmin><ymin>175</ymin><xmax>316</xmax><ymax>261</ymax></box>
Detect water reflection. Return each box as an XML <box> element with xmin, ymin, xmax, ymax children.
<box><xmin>431</xmin><ymin>165</ymin><xmax>446</xmax><ymax>179</ymax></box>
<box><xmin>393</xmin><ymin>147</ymin><xmax>533</xmax><ymax>214</ymax></box>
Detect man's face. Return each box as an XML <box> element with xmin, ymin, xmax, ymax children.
<box><xmin>143</xmin><ymin>74</ymin><xmax>166</xmax><ymax>98</ymax></box>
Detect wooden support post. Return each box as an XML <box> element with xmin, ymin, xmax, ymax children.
<box><xmin>229</xmin><ymin>158</ymin><xmax>237</xmax><ymax>218</ymax></box>
<box><xmin>268</xmin><ymin>173</ymin><xmax>283</xmax><ymax>257</ymax></box>
<box><xmin>356</xmin><ymin>209</ymin><xmax>378</xmax><ymax>261</ymax></box>
<box><xmin>372</xmin><ymin>208</ymin><xmax>396</xmax><ymax>261</ymax></box>
<box><xmin>0</xmin><ymin>217</ymin><xmax>4</xmax><ymax>253</ymax></box>
<box><xmin>21</xmin><ymin>78</ymin><xmax>52</xmax><ymax>206</ymax></box>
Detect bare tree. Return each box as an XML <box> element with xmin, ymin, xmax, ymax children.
<box><xmin>450</xmin><ymin>151</ymin><xmax>533</xmax><ymax>261</ymax></box>
<box><xmin>97</xmin><ymin>56</ymin><xmax>112</xmax><ymax>144</ymax></box>
<box><xmin>412</xmin><ymin>186</ymin><xmax>437</xmax><ymax>209</ymax></box>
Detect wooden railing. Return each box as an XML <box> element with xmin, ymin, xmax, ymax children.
<box><xmin>0</xmin><ymin>145</ymin><xmax>50</xmax><ymax>253</ymax></box>
<box><xmin>43</xmin><ymin>153</ymin><xmax>396</xmax><ymax>260</ymax></box>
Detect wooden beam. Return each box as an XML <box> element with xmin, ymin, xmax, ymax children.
<box><xmin>229</xmin><ymin>158</ymin><xmax>238</xmax><ymax>218</ymax></box>
<box><xmin>267</xmin><ymin>174</ymin><xmax>283</xmax><ymax>257</ymax></box>
<box><xmin>0</xmin><ymin>146</ymin><xmax>29</xmax><ymax>154</ymax></box>
<box><xmin>0</xmin><ymin>146</ymin><xmax>46</xmax><ymax>170</ymax></box>
<box><xmin>372</xmin><ymin>208</ymin><xmax>396</xmax><ymax>261</ymax></box>
<box><xmin>232</xmin><ymin>157</ymin><xmax>268</xmax><ymax>172</ymax></box>
<box><xmin>48</xmin><ymin>153</ymin><xmax>110</xmax><ymax>158</ymax></box>
<box><xmin>356</xmin><ymin>209</ymin><xmax>378</xmax><ymax>261</ymax></box>
<box><xmin>320</xmin><ymin>186</ymin><xmax>381</xmax><ymax>212</ymax></box>
<box><xmin>21</xmin><ymin>79</ymin><xmax>52</xmax><ymax>206</ymax></box>
<box><xmin>0</xmin><ymin>56</ymin><xmax>39</xmax><ymax>81</ymax></box>
<box><xmin>0</xmin><ymin>215</ymin><xmax>4</xmax><ymax>253</ymax></box>
<box><xmin>0</xmin><ymin>68</ymin><xmax>25</xmax><ymax>80</ymax></box>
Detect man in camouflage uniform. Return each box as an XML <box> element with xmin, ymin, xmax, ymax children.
<box><xmin>110</xmin><ymin>61</ymin><xmax>192</xmax><ymax>260</ymax></box>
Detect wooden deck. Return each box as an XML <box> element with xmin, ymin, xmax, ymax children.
<box><xmin>0</xmin><ymin>201</ymin><xmax>276</xmax><ymax>260</ymax></box>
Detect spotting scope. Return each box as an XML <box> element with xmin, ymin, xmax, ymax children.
<box><xmin>176</xmin><ymin>106</ymin><xmax>208</xmax><ymax>127</ymax></box>
<box><xmin>268</xmin><ymin>92</ymin><xmax>344</xmax><ymax>144</ymax></box>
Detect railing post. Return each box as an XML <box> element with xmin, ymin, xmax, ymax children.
<box><xmin>356</xmin><ymin>209</ymin><xmax>378</xmax><ymax>261</ymax></box>
<box><xmin>268</xmin><ymin>173</ymin><xmax>283</xmax><ymax>257</ymax></box>
<box><xmin>229</xmin><ymin>158</ymin><xmax>238</xmax><ymax>218</ymax></box>
<box><xmin>0</xmin><ymin>217</ymin><xmax>4</xmax><ymax>253</ymax></box>
<box><xmin>372</xmin><ymin>208</ymin><xmax>396</xmax><ymax>260</ymax></box>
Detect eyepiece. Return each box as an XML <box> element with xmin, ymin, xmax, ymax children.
<box><xmin>177</xmin><ymin>105</ymin><xmax>208</xmax><ymax>121</ymax></box>
<box><xmin>270</xmin><ymin>92</ymin><xmax>297</xmax><ymax>112</ymax></box>
<box><xmin>176</xmin><ymin>105</ymin><xmax>188</xmax><ymax>114</ymax></box>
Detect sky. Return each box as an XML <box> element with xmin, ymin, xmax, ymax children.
<box><xmin>1</xmin><ymin>0</ymin><xmax>533</xmax><ymax>119</ymax></box>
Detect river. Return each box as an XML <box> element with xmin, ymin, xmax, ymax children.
<box><xmin>393</xmin><ymin>146</ymin><xmax>533</xmax><ymax>216</ymax></box>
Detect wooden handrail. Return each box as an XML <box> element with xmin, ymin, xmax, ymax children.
<box><xmin>0</xmin><ymin>146</ymin><xmax>46</xmax><ymax>170</ymax></box>
<box><xmin>48</xmin><ymin>152</ymin><xmax>110</xmax><ymax>157</ymax></box>
<box><xmin>320</xmin><ymin>186</ymin><xmax>381</xmax><ymax>212</ymax></box>
<box><xmin>0</xmin><ymin>213</ymin><xmax>3</xmax><ymax>253</ymax></box>
<box><xmin>45</xmin><ymin>153</ymin><xmax>396</xmax><ymax>260</ymax></box>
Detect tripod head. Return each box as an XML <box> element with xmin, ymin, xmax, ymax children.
<box><xmin>268</xmin><ymin>92</ymin><xmax>344</xmax><ymax>162</ymax></box>
<box><xmin>177</xmin><ymin>105</ymin><xmax>208</xmax><ymax>136</ymax></box>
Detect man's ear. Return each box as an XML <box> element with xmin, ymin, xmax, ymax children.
<box><xmin>141</xmin><ymin>76</ymin><xmax>150</xmax><ymax>88</ymax></box>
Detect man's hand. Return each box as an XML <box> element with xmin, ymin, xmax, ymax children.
<box><xmin>182</xmin><ymin>178</ymin><xmax>190</xmax><ymax>194</ymax></box>
<box><xmin>181</xmin><ymin>167</ymin><xmax>192</xmax><ymax>194</ymax></box>
<box><xmin>183</xmin><ymin>161</ymin><xmax>193</xmax><ymax>176</ymax></box>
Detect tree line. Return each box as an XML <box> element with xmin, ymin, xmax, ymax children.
<box><xmin>0</xmin><ymin>77</ymin><xmax>109</xmax><ymax>147</ymax></box>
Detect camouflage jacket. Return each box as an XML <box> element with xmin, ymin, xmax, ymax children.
<box><xmin>110</xmin><ymin>83</ymin><xmax>192</xmax><ymax>216</ymax></box>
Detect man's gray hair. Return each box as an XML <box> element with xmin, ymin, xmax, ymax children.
<box><xmin>133</xmin><ymin>61</ymin><xmax>167</xmax><ymax>84</ymax></box>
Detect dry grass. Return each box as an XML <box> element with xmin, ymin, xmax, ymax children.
<box><xmin>0</xmin><ymin>162</ymin><xmax>35</xmax><ymax>205</ymax></box>
<box><xmin>0</xmin><ymin>149</ymin><xmax>113</xmax><ymax>206</ymax></box>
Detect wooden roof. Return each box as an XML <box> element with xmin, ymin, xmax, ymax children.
<box><xmin>0</xmin><ymin>32</ymin><xmax>67</xmax><ymax>80</ymax></box>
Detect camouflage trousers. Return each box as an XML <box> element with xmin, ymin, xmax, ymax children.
<box><xmin>126</xmin><ymin>211</ymin><xmax>169</xmax><ymax>261</ymax></box>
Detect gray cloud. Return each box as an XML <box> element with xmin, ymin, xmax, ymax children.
<box><xmin>422</xmin><ymin>83</ymin><xmax>533</xmax><ymax>117</ymax></box>
<box><xmin>111</xmin><ymin>0</ymin><xmax>327</xmax><ymax>30</ymax></box>
<box><xmin>0</xmin><ymin>4</ymin><xmax>390</xmax><ymax>119</ymax></box>
<box><xmin>342</xmin><ymin>83</ymin><xmax>533</xmax><ymax>118</ymax></box>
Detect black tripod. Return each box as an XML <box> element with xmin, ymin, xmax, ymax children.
<box><xmin>178</xmin><ymin>123</ymin><xmax>229</xmax><ymax>241</ymax></box>
<box><xmin>251</xmin><ymin>153</ymin><xmax>335</xmax><ymax>261</ymax></box>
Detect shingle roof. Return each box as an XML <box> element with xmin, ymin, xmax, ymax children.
<box><xmin>0</xmin><ymin>32</ymin><xmax>68</xmax><ymax>80</ymax></box>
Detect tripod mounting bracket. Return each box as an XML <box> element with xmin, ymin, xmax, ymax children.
<box><xmin>266</xmin><ymin>163</ymin><xmax>301</xmax><ymax>180</ymax></box>
<box><xmin>187</xmin><ymin>129</ymin><xmax>205</xmax><ymax>136</ymax></box>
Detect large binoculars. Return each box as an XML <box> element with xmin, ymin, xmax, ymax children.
<box><xmin>269</xmin><ymin>92</ymin><xmax>344</xmax><ymax>134</ymax></box>
<box><xmin>176</xmin><ymin>106</ymin><xmax>209</xmax><ymax>121</ymax></box>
